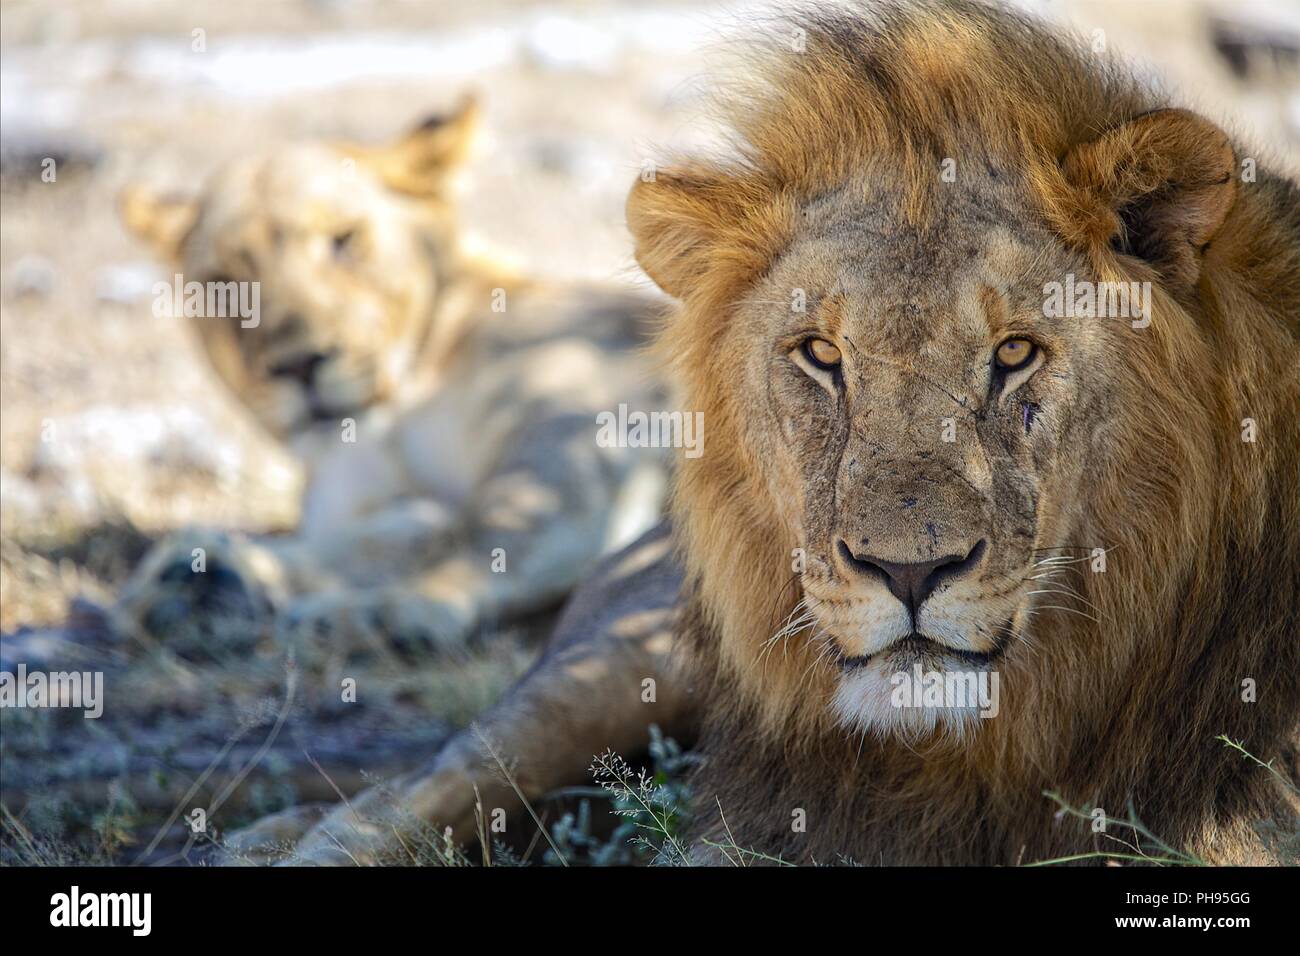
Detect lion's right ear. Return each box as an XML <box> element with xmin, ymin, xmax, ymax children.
<box><xmin>626</xmin><ymin>165</ymin><xmax>789</xmax><ymax>301</ymax></box>
<box><xmin>119</xmin><ymin>185</ymin><xmax>198</xmax><ymax>261</ymax></box>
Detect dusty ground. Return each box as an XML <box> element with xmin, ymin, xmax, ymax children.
<box><xmin>1</xmin><ymin>0</ymin><xmax>1296</xmax><ymax>863</ymax></box>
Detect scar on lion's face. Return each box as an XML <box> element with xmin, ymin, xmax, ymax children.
<box><xmin>743</xmin><ymin>182</ymin><xmax>1104</xmax><ymax>730</ymax></box>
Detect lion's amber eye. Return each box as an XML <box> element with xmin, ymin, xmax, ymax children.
<box><xmin>803</xmin><ymin>338</ymin><xmax>842</xmax><ymax>370</ymax></box>
<box><xmin>994</xmin><ymin>338</ymin><xmax>1035</xmax><ymax>370</ymax></box>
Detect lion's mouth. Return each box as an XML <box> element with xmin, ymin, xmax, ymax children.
<box><xmin>833</xmin><ymin>626</ymin><xmax>1012</xmax><ymax>670</ymax></box>
<box><xmin>302</xmin><ymin>377</ymin><xmax>382</xmax><ymax>423</ymax></box>
<box><xmin>307</xmin><ymin>397</ymin><xmax>365</xmax><ymax>422</ymax></box>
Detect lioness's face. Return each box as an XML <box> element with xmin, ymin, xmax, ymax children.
<box><xmin>123</xmin><ymin>102</ymin><xmax>477</xmax><ymax>442</ymax></box>
<box><xmin>744</xmin><ymin>182</ymin><xmax>1101</xmax><ymax>735</ymax></box>
<box><xmin>176</xmin><ymin>145</ymin><xmax>441</xmax><ymax>436</ymax></box>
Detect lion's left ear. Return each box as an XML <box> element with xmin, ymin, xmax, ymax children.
<box><xmin>1060</xmin><ymin>108</ymin><xmax>1237</xmax><ymax>292</ymax></box>
<box><xmin>360</xmin><ymin>94</ymin><xmax>481</xmax><ymax>198</ymax></box>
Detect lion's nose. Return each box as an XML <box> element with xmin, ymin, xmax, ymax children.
<box><xmin>838</xmin><ymin>539</ymin><xmax>987</xmax><ymax>613</ymax></box>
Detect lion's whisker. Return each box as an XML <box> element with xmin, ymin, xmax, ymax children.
<box><xmin>1025</xmin><ymin>586</ymin><xmax>1103</xmax><ymax>615</ymax></box>
<box><xmin>1029</xmin><ymin>602</ymin><xmax>1100</xmax><ymax>624</ymax></box>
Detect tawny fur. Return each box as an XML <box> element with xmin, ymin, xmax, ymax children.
<box><xmin>629</xmin><ymin>0</ymin><xmax>1299</xmax><ymax>864</ymax></box>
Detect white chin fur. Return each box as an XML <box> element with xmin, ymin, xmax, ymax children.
<box><xmin>831</xmin><ymin>659</ymin><xmax>993</xmax><ymax>744</ymax></box>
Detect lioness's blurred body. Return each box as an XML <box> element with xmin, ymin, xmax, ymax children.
<box><xmin>117</xmin><ymin>101</ymin><xmax>666</xmax><ymax>650</ymax></box>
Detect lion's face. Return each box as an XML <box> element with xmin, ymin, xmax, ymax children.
<box><xmin>123</xmin><ymin>100</ymin><xmax>478</xmax><ymax>442</ymax></box>
<box><xmin>735</xmin><ymin>181</ymin><xmax>1103</xmax><ymax>736</ymax></box>
<box><xmin>629</xmin><ymin>4</ymin><xmax>1299</xmax><ymax>864</ymax></box>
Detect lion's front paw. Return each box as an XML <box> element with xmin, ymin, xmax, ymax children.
<box><xmin>274</xmin><ymin>764</ymin><xmax>477</xmax><ymax>866</ymax></box>
<box><xmin>214</xmin><ymin>803</ymin><xmax>333</xmax><ymax>866</ymax></box>
<box><xmin>113</xmin><ymin>531</ymin><xmax>283</xmax><ymax>653</ymax></box>
<box><xmin>278</xmin><ymin>588</ymin><xmax>475</xmax><ymax>662</ymax></box>
<box><xmin>214</xmin><ymin>771</ymin><xmax>425</xmax><ymax>866</ymax></box>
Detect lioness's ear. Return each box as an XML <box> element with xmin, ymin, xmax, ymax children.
<box><xmin>1060</xmin><ymin>108</ymin><xmax>1236</xmax><ymax>292</ymax></box>
<box><xmin>627</xmin><ymin>165</ymin><xmax>786</xmax><ymax>300</ymax></box>
<box><xmin>367</xmin><ymin>94</ymin><xmax>481</xmax><ymax>198</ymax></box>
<box><xmin>119</xmin><ymin>185</ymin><xmax>198</xmax><ymax>261</ymax></box>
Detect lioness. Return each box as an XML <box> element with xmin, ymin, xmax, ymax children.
<box><xmin>116</xmin><ymin>98</ymin><xmax>666</xmax><ymax>654</ymax></box>
<box><xmin>231</xmin><ymin>1</ymin><xmax>1299</xmax><ymax>865</ymax></box>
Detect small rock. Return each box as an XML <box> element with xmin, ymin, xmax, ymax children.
<box><xmin>94</xmin><ymin>261</ymin><xmax>160</xmax><ymax>305</ymax></box>
<box><xmin>7</xmin><ymin>254</ymin><xmax>57</xmax><ymax>298</ymax></box>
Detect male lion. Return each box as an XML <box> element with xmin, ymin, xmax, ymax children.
<box><xmin>115</xmin><ymin>98</ymin><xmax>666</xmax><ymax>655</ymax></box>
<box><xmin>232</xmin><ymin>1</ymin><xmax>1299</xmax><ymax>865</ymax></box>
